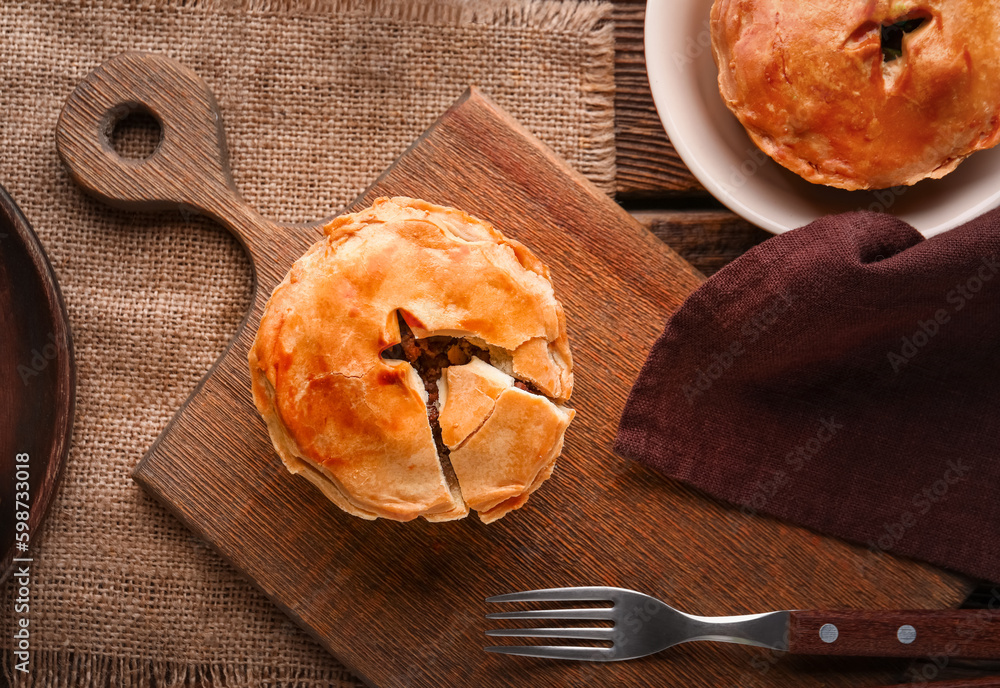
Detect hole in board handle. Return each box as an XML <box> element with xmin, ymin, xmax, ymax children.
<box><xmin>105</xmin><ymin>103</ymin><xmax>162</xmax><ymax>162</ymax></box>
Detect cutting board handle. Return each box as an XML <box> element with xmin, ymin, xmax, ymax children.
<box><xmin>56</xmin><ymin>51</ymin><xmax>274</xmax><ymax>256</ymax></box>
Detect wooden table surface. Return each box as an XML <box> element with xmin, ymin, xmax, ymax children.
<box><xmin>608</xmin><ymin>2</ymin><xmax>998</xmax><ymax>685</ymax></box>
<box><xmin>611</xmin><ymin>0</ymin><xmax>772</xmax><ymax>276</ymax></box>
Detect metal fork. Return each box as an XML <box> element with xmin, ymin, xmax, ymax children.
<box><xmin>485</xmin><ymin>586</ymin><xmax>1000</xmax><ymax>662</ymax></box>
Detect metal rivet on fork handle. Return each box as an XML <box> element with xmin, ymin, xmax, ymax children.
<box><xmin>819</xmin><ymin>624</ymin><xmax>839</xmax><ymax>643</ymax></box>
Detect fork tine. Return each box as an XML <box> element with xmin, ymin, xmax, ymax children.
<box><xmin>486</xmin><ymin>608</ymin><xmax>614</xmax><ymax>621</ymax></box>
<box><xmin>484</xmin><ymin>645</ymin><xmax>616</xmax><ymax>661</ymax></box>
<box><xmin>486</xmin><ymin>587</ymin><xmax>617</xmax><ymax>604</ymax></box>
<box><xmin>486</xmin><ymin>627</ymin><xmax>614</xmax><ymax>641</ymax></box>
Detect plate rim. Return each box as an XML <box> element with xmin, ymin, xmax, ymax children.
<box><xmin>643</xmin><ymin>0</ymin><xmax>1000</xmax><ymax>238</ymax></box>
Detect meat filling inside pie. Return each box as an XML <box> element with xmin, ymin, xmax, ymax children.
<box><xmin>248</xmin><ymin>196</ymin><xmax>575</xmax><ymax>523</ymax></box>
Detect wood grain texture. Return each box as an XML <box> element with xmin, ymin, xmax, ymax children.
<box><xmin>789</xmin><ymin>609</ymin><xmax>1000</xmax><ymax>659</ymax></box>
<box><xmin>872</xmin><ymin>679</ymin><xmax>1000</xmax><ymax>688</ymax></box>
<box><xmin>631</xmin><ymin>209</ymin><xmax>773</xmax><ymax>276</ymax></box>
<box><xmin>57</xmin><ymin>52</ymin><xmax>973</xmax><ymax>688</ymax></box>
<box><xmin>612</xmin><ymin>0</ymin><xmax>706</xmax><ymax>198</ymax></box>
<box><xmin>0</xmin><ymin>186</ymin><xmax>76</xmax><ymax>586</ymax></box>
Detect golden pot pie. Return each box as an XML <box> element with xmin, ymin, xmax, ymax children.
<box><xmin>711</xmin><ymin>0</ymin><xmax>1000</xmax><ymax>190</ymax></box>
<box><xmin>248</xmin><ymin>197</ymin><xmax>574</xmax><ymax>524</ymax></box>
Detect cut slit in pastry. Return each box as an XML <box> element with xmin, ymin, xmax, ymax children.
<box><xmin>248</xmin><ymin>196</ymin><xmax>575</xmax><ymax>523</ymax></box>
<box><xmin>440</xmin><ymin>359</ymin><xmax>573</xmax><ymax>523</ymax></box>
<box><xmin>710</xmin><ymin>0</ymin><xmax>1000</xmax><ymax>189</ymax></box>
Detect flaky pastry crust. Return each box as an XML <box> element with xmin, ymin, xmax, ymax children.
<box><xmin>248</xmin><ymin>197</ymin><xmax>574</xmax><ymax>523</ymax></box>
<box><xmin>438</xmin><ymin>357</ymin><xmax>574</xmax><ymax>523</ymax></box>
<box><xmin>711</xmin><ymin>0</ymin><xmax>1000</xmax><ymax>190</ymax></box>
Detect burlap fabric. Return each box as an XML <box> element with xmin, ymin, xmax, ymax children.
<box><xmin>0</xmin><ymin>1</ymin><xmax>615</xmax><ymax>685</ymax></box>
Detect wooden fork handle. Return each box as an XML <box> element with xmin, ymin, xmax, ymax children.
<box><xmin>873</xmin><ymin>680</ymin><xmax>1000</xmax><ymax>688</ymax></box>
<box><xmin>788</xmin><ymin>609</ymin><xmax>1000</xmax><ymax>659</ymax></box>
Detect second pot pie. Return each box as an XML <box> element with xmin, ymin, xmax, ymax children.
<box><xmin>711</xmin><ymin>0</ymin><xmax>1000</xmax><ymax>190</ymax></box>
<box><xmin>248</xmin><ymin>196</ymin><xmax>574</xmax><ymax>524</ymax></box>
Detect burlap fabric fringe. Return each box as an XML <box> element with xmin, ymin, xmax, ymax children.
<box><xmin>0</xmin><ymin>1</ymin><xmax>615</xmax><ymax>685</ymax></box>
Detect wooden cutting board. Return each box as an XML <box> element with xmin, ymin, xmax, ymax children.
<box><xmin>56</xmin><ymin>52</ymin><xmax>970</xmax><ymax>687</ymax></box>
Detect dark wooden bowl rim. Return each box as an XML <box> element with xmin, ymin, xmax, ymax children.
<box><xmin>0</xmin><ymin>184</ymin><xmax>76</xmax><ymax>586</ymax></box>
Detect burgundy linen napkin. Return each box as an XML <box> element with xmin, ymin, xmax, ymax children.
<box><xmin>615</xmin><ymin>210</ymin><xmax>1000</xmax><ymax>583</ymax></box>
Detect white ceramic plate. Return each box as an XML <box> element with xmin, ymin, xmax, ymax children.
<box><xmin>644</xmin><ymin>0</ymin><xmax>1000</xmax><ymax>237</ymax></box>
